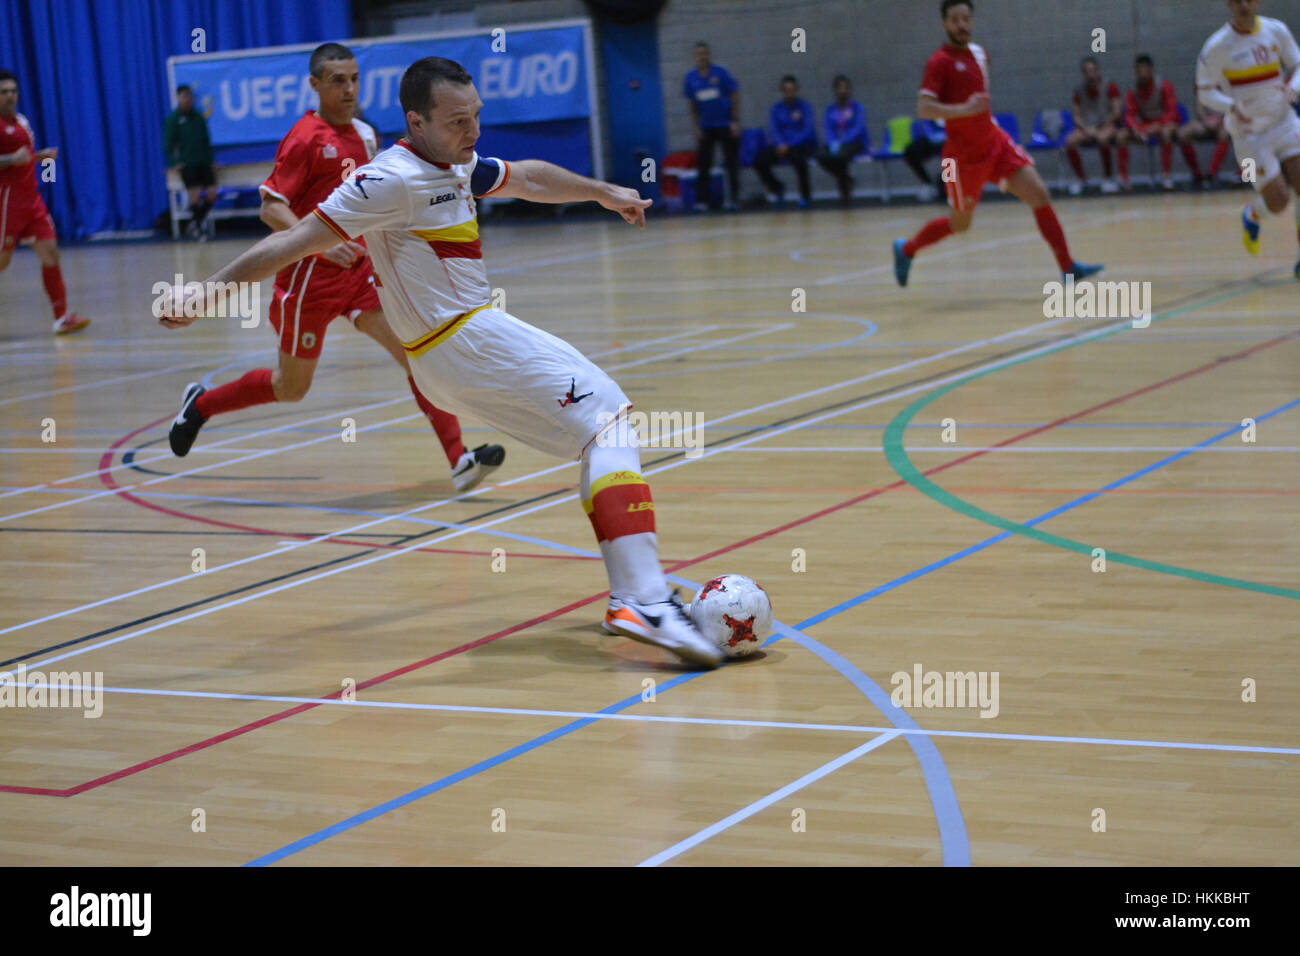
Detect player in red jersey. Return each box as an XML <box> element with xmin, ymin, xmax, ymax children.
<box><xmin>892</xmin><ymin>2</ymin><xmax>1102</xmax><ymax>286</ymax></box>
<box><xmin>166</xmin><ymin>45</ymin><xmax>504</xmax><ymax>491</ymax></box>
<box><xmin>0</xmin><ymin>70</ymin><xmax>90</xmax><ymax>335</ymax></box>
<box><xmin>1115</xmin><ymin>54</ymin><xmax>1192</xmax><ymax>191</ymax></box>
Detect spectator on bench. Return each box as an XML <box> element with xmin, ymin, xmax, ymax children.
<box><xmin>1065</xmin><ymin>55</ymin><xmax>1122</xmax><ymax>194</ymax></box>
<box><xmin>1116</xmin><ymin>54</ymin><xmax>1183</xmax><ymax>191</ymax></box>
<box><xmin>753</xmin><ymin>75</ymin><xmax>817</xmax><ymax>207</ymax></box>
<box><xmin>816</xmin><ymin>74</ymin><xmax>868</xmax><ymax>204</ymax></box>
<box><xmin>164</xmin><ymin>84</ymin><xmax>217</xmax><ymax>239</ymax></box>
<box><xmin>684</xmin><ymin>42</ymin><xmax>741</xmax><ymax>211</ymax></box>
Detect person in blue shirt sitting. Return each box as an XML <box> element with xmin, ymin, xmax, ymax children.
<box><xmin>753</xmin><ymin>75</ymin><xmax>818</xmax><ymax>207</ymax></box>
<box><xmin>683</xmin><ymin>42</ymin><xmax>742</xmax><ymax>211</ymax></box>
<box><xmin>815</xmin><ymin>75</ymin><xmax>868</xmax><ymax>205</ymax></box>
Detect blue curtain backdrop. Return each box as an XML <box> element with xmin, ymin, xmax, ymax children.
<box><xmin>0</xmin><ymin>0</ymin><xmax>351</xmax><ymax>240</ymax></box>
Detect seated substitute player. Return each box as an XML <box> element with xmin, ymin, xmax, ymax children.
<box><xmin>0</xmin><ymin>70</ymin><xmax>90</xmax><ymax>334</ymax></box>
<box><xmin>892</xmin><ymin>1</ymin><xmax>1102</xmax><ymax>286</ymax></box>
<box><xmin>1064</xmin><ymin>56</ymin><xmax>1122</xmax><ymax>194</ymax></box>
<box><xmin>1115</xmin><ymin>54</ymin><xmax>1186</xmax><ymax>190</ymax></box>
<box><xmin>815</xmin><ymin>75</ymin><xmax>868</xmax><ymax>205</ymax></box>
<box><xmin>1197</xmin><ymin>0</ymin><xmax>1300</xmax><ymax>276</ymax></box>
<box><xmin>1177</xmin><ymin>95</ymin><xmax>1232</xmax><ymax>190</ymax></box>
<box><xmin>158</xmin><ymin>57</ymin><xmax>725</xmax><ymax>668</ymax></box>
<box><xmin>753</xmin><ymin>75</ymin><xmax>818</xmax><ymax>207</ymax></box>
<box><xmin>167</xmin><ymin>44</ymin><xmax>504</xmax><ymax>492</ymax></box>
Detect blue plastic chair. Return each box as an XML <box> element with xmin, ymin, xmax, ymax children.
<box><xmin>993</xmin><ymin>112</ymin><xmax>1020</xmax><ymax>144</ymax></box>
<box><xmin>1029</xmin><ymin>109</ymin><xmax>1074</xmax><ymax>191</ymax></box>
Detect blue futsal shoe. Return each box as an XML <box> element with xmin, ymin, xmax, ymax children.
<box><xmin>892</xmin><ymin>238</ymin><xmax>912</xmax><ymax>287</ymax></box>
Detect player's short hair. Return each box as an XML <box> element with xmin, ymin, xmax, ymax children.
<box><xmin>1081</xmin><ymin>56</ymin><xmax>1098</xmax><ymax>69</ymax></box>
<box><xmin>780</xmin><ymin>75</ymin><xmax>797</xmax><ymax>87</ymax></box>
<box><xmin>310</xmin><ymin>42</ymin><xmax>355</xmax><ymax>78</ymax></box>
<box><xmin>176</xmin><ymin>84</ymin><xmax>192</xmax><ymax>95</ymax></box>
<box><xmin>940</xmin><ymin>0</ymin><xmax>971</xmax><ymax>17</ymax></box>
<box><xmin>832</xmin><ymin>74</ymin><xmax>850</xmax><ymax>87</ymax></box>
<box><xmin>1135</xmin><ymin>54</ymin><xmax>1154</xmax><ymax>68</ymax></box>
<box><xmin>400</xmin><ymin>56</ymin><xmax>473</xmax><ymax>118</ymax></box>
<box><xmin>0</xmin><ymin>70</ymin><xmax>17</xmax><ymax>88</ymax></box>
<box><xmin>694</xmin><ymin>42</ymin><xmax>709</xmax><ymax>50</ymax></box>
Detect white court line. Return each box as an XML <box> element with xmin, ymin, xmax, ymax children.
<box><xmin>1</xmin><ymin>225</ymin><xmax>1166</xmax><ymax>639</ymax></box>
<box><xmin>0</xmin><ymin>325</ymin><xmax>726</xmax><ymax>505</ymax></box>
<box><xmin>5</xmin><ymin>682</ymin><xmax>1296</xmax><ymax>757</ymax></box>
<box><xmin>606</xmin><ymin>323</ymin><xmax>795</xmax><ymax>370</ymax></box>
<box><xmin>813</xmin><ymin>210</ymin><xmax>1144</xmax><ymax>286</ymax></box>
<box><xmin>0</xmin><ymin>360</ymin><xmax>241</xmax><ymax>408</ymax></box>
<box><xmin>18</xmin><ymin>311</ymin><xmax>1135</xmax><ymax>669</ymax></box>
<box><xmin>637</xmin><ymin>732</ymin><xmax>904</xmax><ymax>867</ymax></box>
<box><xmin>710</xmin><ymin>445</ymin><xmax>1300</xmax><ymax>453</ymax></box>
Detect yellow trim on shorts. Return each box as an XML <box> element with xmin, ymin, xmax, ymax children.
<box><xmin>402</xmin><ymin>304</ymin><xmax>491</xmax><ymax>357</ymax></box>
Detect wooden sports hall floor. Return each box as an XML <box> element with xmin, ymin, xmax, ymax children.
<box><xmin>1</xmin><ymin>189</ymin><xmax>1296</xmax><ymax>865</ymax></box>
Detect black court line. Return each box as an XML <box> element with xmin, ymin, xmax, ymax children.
<box><xmin>123</xmin><ymin>441</ymin><xmax>319</xmax><ymax>481</ymax></box>
<box><xmin>3</xmin><ymin>273</ymin><xmax>1259</xmax><ymax>668</ymax></box>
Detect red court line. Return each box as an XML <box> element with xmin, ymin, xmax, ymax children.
<box><xmin>89</xmin><ymin>417</ymin><xmax>595</xmax><ymax>561</ymax></box>
<box><xmin>4</xmin><ymin>330</ymin><xmax>1294</xmax><ymax>798</ymax></box>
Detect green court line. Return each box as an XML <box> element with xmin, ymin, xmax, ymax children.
<box><xmin>883</xmin><ymin>282</ymin><xmax>1300</xmax><ymax>600</ymax></box>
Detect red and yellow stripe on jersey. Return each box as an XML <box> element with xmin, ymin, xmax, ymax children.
<box><xmin>1223</xmin><ymin>62</ymin><xmax>1282</xmax><ymax>86</ymax></box>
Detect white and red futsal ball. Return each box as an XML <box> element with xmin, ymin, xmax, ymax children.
<box><xmin>689</xmin><ymin>574</ymin><xmax>773</xmax><ymax>658</ymax></box>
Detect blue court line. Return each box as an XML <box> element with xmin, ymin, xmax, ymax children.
<box><xmin>246</xmin><ymin>391</ymin><xmax>1297</xmax><ymax>868</ymax></box>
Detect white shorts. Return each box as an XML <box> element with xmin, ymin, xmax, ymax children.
<box><xmin>407</xmin><ymin>307</ymin><xmax>631</xmax><ymax>461</ymax></box>
<box><xmin>1231</xmin><ymin>111</ymin><xmax>1300</xmax><ymax>191</ymax></box>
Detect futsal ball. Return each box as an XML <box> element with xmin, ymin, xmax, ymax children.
<box><xmin>689</xmin><ymin>575</ymin><xmax>773</xmax><ymax>658</ymax></box>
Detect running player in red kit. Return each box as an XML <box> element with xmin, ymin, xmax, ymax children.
<box><xmin>892</xmin><ymin>1</ymin><xmax>1102</xmax><ymax>286</ymax></box>
<box><xmin>166</xmin><ymin>45</ymin><xmax>504</xmax><ymax>490</ymax></box>
<box><xmin>0</xmin><ymin>70</ymin><xmax>90</xmax><ymax>334</ymax></box>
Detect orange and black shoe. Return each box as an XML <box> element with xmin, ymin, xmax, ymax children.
<box><xmin>603</xmin><ymin>592</ymin><xmax>724</xmax><ymax>668</ymax></box>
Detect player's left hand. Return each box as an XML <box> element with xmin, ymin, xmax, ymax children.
<box><xmin>600</xmin><ymin>186</ymin><xmax>652</xmax><ymax>228</ymax></box>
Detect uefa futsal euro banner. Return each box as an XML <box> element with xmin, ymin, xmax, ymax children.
<box><xmin>168</xmin><ymin>20</ymin><xmax>599</xmax><ymax>174</ymax></box>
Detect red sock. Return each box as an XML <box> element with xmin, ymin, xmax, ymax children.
<box><xmin>1209</xmin><ymin>139</ymin><xmax>1230</xmax><ymax>177</ymax></box>
<box><xmin>903</xmin><ymin>217</ymin><xmax>954</xmax><ymax>259</ymax></box>
<box><xmin>1066</xmin><ymin>147</ymin><xmax>1085</xmax><ymax>181</ymax></box>
<box><xmin>1099</xmin><ymin>145</ymin><xmax>1113</xmax><ymax>177</ymax></box>
<box><xmin>41</xmin><ymin>264</ymin><xmax>67</xmax><ymax>319</ymax></box>
<box><xmin>1117</xmin><ymin>146</ymin><xmax>1130</xmax><ymax>181</ymax></box>
<box><xmin>194</xmin><ymin>369</ymin><xmax>276</xmax><ymax>418</ymax></box>
<box><xmin>585</xmin><ymin>472</ymin><xmax>655</xmax><ymax>542</ymax></box>
<box><xmin>1033</xmin><ymin>205</ymin><xmax>1074</xmax><ymax>274</ymax></box>
<box><xmin>1179</xmin><ymin>142</ymin><xmax>1203</xmax><ymax>178</ymax></box>
<box><xmin>1160</xmin><ymin>141</ymin><xmax>1173</xmax><ymax>176</ymax></box>
<box><xmin>407</xmin><ymin>376</ymin><xmax>464</xmax><ymax>466</ymax></box>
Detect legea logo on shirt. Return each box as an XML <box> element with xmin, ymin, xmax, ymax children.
<box><xmin>429</xmin><ymin>191</ymin><xmax>457</xmax><ymax>205</ymax></box>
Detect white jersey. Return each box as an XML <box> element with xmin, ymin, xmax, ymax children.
<box><xmin>1196</xmin><ymin>16</ymin><xmax>1300</xmax><ymax>133</ymax></box>
<box><xmin>314</xmin><ymin>141</ymin><xmax>511</xmax><ymax>350</ymax></box>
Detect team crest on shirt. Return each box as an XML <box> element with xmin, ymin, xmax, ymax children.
<box><xmin>956</xmin><ymin>62</ymin><xmax>966</xmax><ymax>71</ymax></box>
<box><xmin>323</xmin><ymin>144</ymin><xmax>338</xmax><ymax>158</ymax></box>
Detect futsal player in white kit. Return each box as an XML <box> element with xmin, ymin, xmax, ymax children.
<box><xmin>157</xmin><ymin>57</ymin><xmax>725</xmax><ymax>668</ymax></box>
<box><xmin>1196</xmin><ymin>0</ymin><xmax>1300</xmax><ymax>277</ymax></box>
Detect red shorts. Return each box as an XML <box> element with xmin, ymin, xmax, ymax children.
<box><xmin>944</xmin><ymin>130</ymin><xmax>1033</xmax><ymax>213</ymax></box>
<box><xmin>1</xmin><ymin>187</ymin><xmax>56</xmax><ymax>251</ymax></box>
<box><xmin>268</xmin><ymin>256</ymin><xmax>382</xmax><ymax>359</ymax></box>
<box><xmin>1128</xmin><ymin>120</ymin><xmax>1172</xmax><ymax>138</ymax></box>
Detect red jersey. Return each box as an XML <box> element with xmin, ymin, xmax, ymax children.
<box><xmin>1125</xmin><ymin>78</ymin><xmax>1178</xmax><ymax>125</ymax></box>
<box><xmin>260</xmin><ymin>111</ymin><xmax>379</xmax><ymax>279</ymax></box>
<box><xmin>0</xmin><ymin>112</ymin><xmax>40</xmax><ymax>195</ymax></box>
<box><xmin>919</xmin><ymin>42</ymin><xmax>998</xmax><ymax>160</ymax></box>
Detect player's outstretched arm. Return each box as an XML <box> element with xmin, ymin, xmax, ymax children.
<box><xmin>157</xmin><ymin>213</ymin><xmax>339</xmax><ymax>328</ymax></box>
<box><xmin>493</xmin><ymin>160</ymin><xmax>651</xmax><ymax>228</ymax></box>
